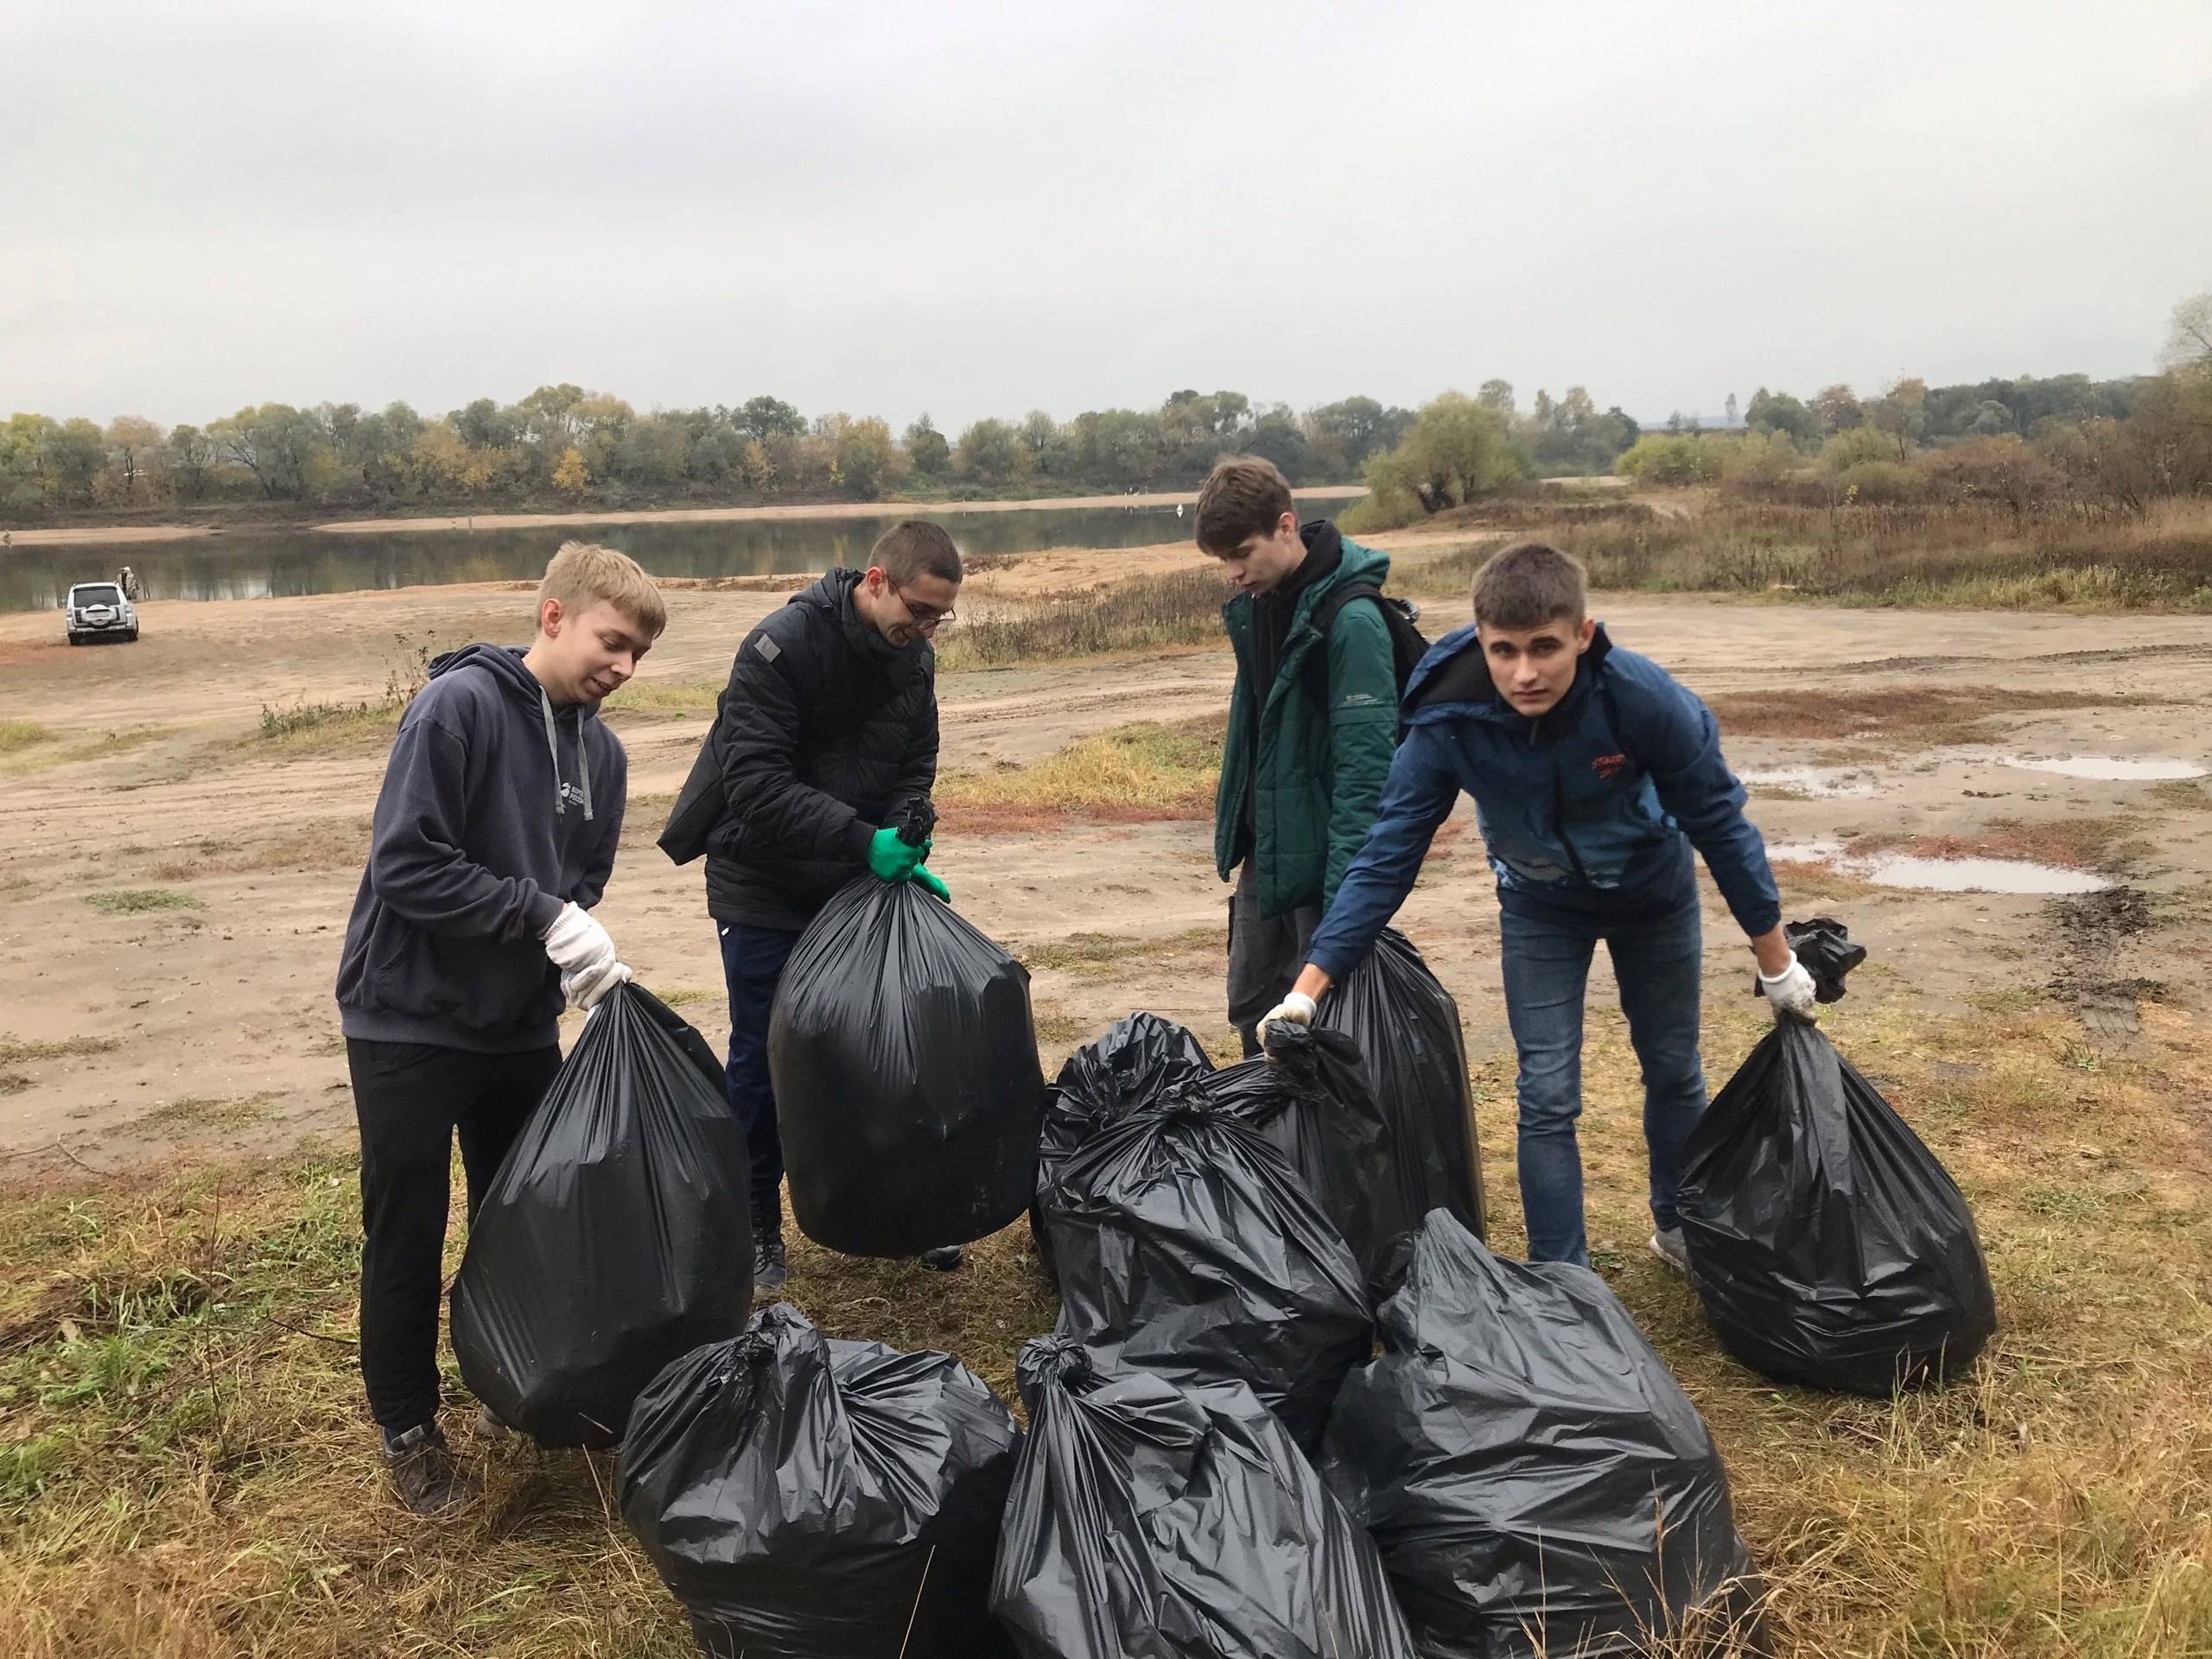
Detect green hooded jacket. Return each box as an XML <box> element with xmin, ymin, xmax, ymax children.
<box><xmin>1213</xmin><ymin>529</ymin><xmax>1401</xmax><ymax>918</ymax></box>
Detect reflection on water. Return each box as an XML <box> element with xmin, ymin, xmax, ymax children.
<box><xmin>1767</xmin><ymin>840</ymin><xmax>2113</xmax><ymax>894</ymax></box>
<box><xmin>2001</xmin><ymin>754</ymin><xmax>2205</xmax><ymax>782</ymax></box>
<box><xmin>0</xmin><ymin>498</ymin><xmax>1349</xmax><ymax>613</ymax></box>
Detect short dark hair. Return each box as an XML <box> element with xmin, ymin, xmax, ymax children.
<box><xmin>1471</xmin><ymin>541</ymin><xmax>1587</xmax><ymax>630</ymax></box>
<box><xmin>870</xmin><ymin>520</ymin><xmax>963</xmax><ymax>587</ymax></box>
<box><xmin>1195</xmin><ymin>456</ymin><xmax>1295</xmax><ymax>555</ymax></box>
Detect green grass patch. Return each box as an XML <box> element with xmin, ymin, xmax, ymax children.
<box><xmin>0</xmin><ymin>720</ymin><xmax>55</xmax><ymax>753</ymax></box>
<box><xmin>937</xmin><ymin>717</ymin><xmax>1222</xmax><ymax>831</ymax></box>
<box><xmin>82</xmin><ymin>888</ymin><xmax>204</xmax><ymax>915</ymax></box>
<box><xmin>602</xmin><ymin>679</ymin><xmax>720</xmax><ymax>717</ymax></box>
<box><xmin>127</xmin><ymin>1094</ymin><xmax>283</xmax><ymax>1135</ymax></box>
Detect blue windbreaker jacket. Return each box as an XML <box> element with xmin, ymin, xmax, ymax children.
<box><xmin>1304</xmin><ymin>622</ymin><xmax>1782</xmax><ymax>980</ymax></box>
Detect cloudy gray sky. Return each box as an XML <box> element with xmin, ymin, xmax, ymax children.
<box><xmin>4</xmin><ymin>0</ymin><xmax>2208</xmax><ymax>431</ymax></box>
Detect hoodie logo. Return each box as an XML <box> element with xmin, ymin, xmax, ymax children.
<box><xmin>754</xmin><ymin>635</ymin><xmax>782</xmax><ymax>664</ymax></box>
<box><xmin>560</xmin><ymin>780</ymin><xmax>588</xmax><ymax>810</ymax></box>
<box><xmin>1591</xmin><ymin>753</ymin><xmax>1629</xmax><ymax>780</ymax></box>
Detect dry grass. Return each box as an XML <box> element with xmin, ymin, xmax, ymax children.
<box><xmin>0</xmin><ymin>1034</ymin><xmax>120</xmax><ymax>1065</ymax></box>
<box><xmin>937</xmin><ymin>717</ymin><xmax>1222</xmax><ymax>834</ymax></box>
<box><xmin>935</xmin><ymin>566</ymin><xmax>1225</xmax><ymax>670</ymax></box>
<box><xmin>2</xmin><ymin>943</ymin><xmax>2208</xmax><ymax>1653</ymax></box>
<box><xmin>1705</xmin><ymin>686</ymin><xmax>2136</xmax><ymax>744</ymax></box>
<box><xmin>0</xmin><ymin>720</ymin><xmax>55</xmax><ymax>753</ymax></box>
<box><xmin>601</xmin><ymin>680</ymin><xmax>720</xmax><ymax>720</ymax></box>
<box><xmin>0</xmin><ymin>725</ymin><xmax>170</xmax><ymax>777</ymax></box>
<box><xmin>143</xmin><ymin>820</ymin><xmax>372</xmax><ymax>883</ymax></box>
<box><xmin>124</xmin><ymin>1094</ymin><xmax>285</xmax><ymax>1136</ymax></box>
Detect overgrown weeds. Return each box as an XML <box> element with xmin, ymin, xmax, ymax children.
<box><xmin>81</xmin><ymin>888</ymin><xmax>203</xmax><ymax>916</ymax></box>
<box><xmin>936</xmin><ymin>566</ymin><xmax>1225</xmax><ymax>669</ymax></box>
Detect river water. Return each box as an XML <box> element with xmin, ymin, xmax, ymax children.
<box><xmin>2</xmin><ymin>495</ymin><xmax>1353</xmax><ymax>613</ymax></box>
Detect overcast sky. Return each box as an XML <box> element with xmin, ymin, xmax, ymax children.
<box><xmin>4</xmin><ymin>0</ymin><xmax>2207</xmax><ymax>432</ymax></box>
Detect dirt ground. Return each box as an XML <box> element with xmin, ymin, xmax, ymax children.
<box><xmin>3</xmin><ymin>553</ymin><xmax>2208</xmax><ymax>1182</ymax></box>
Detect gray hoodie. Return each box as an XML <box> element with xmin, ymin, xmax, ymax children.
<box><xmin>336</xmin><ymin>643</ymin><xmax>627</xmax><ymax>1053</ymax></box>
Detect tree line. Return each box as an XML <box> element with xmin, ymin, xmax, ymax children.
<box><xmin>0</xmin><ymin>388</ymin><xmax>1429</xmax><ymax>518</ymax></box>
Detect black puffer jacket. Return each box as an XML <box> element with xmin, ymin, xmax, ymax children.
<box><xmin>661</xmin><ymin>569</ymin><xmax>938</xmax><ymax>931</ymax></box>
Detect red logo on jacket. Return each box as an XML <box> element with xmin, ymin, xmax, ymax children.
<box><xmin>1591</xmin><ymin>753</ymin><xmax>1629</xmax><ymax>780</ymax></box>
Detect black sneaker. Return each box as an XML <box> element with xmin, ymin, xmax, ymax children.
<box><xmin>380</xmin><ymin>1421</ymin><xmax>475</xmax><ymax>1514</ymax></box>
<box><xmin>753</xmin><ymin>1224</ymin><xmax>788</xmax><ymax>1292</ymax></box>
<box><xmin>918</xmin><ymin>1245</ymin><xmax>964</xmax><ymax>1273</ymax></box>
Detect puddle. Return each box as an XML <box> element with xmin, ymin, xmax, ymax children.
<box><xmin>2001</xmin><ymin>754</ymin><xmax>2205</xmax><ymax>782</ymax></box>
<box><xmin>1768</xmin><ymin>840</ymin><xmax>2113</xmax><ymax>894</ymax></box>
<box><xmin>1740</xmin><ymin>766</ymin><xmax>1881</xmax><ymax>798</ymax></box>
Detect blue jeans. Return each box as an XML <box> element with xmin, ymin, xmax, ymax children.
<box><xmin>1498</xmin><ymin>899</ymin><xmax>1707</xmax><ymax>1267</ymax></box>
<box><xmin>718</xmin><ymin>922</ymin><xmax>802</xmax><ymax>1216</ymax></box>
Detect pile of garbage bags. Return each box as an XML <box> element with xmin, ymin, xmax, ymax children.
<box><xmin>1678</xmin><ymin>1020</ymin><xmax>1998</xmax><ymax>1395</ymax></box>
<box><xmin>1324</xmin><ymin>1211</ymin><xmax>1763</xmax><ymax>1657</ymax></box>
<box><xmin>449</xmin><ymin>983</ymin><xmax>753</xmax><ymax>1447</ymax></box>
<box><xmin>769</xmin><ymin>861</ymin><xmax>1045</xmax><ymax>1258</ymax></box>
<box><xmin>621</xmin><ymin>1303</ymin><xmax>1021</xmax><ymax>1659</ymax></box>
<box><xmin>993</xmin><ymin>1336</ymin><xmax>1419</xmax><ymax>1659</ymax></box>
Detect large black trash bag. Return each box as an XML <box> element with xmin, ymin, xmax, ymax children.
<box><xmin>992</xmin><ymin>1338</ymin><xmax>1420</xmax><ymax>1659</ymax></box>
<box><xmin>1323</xmin><ymin>1211</ymin><xmax>1764</xmax><ymax>1659</ymax></box>
<box><xmin>620</xmin><ymin>1302</ymin><xmax>1022</xmax><ymax>1659</ymax></box>
<box><xmin>1039</xmin><ymin>1093</ymin><xmax>1370</xmax><ymax>1451</ymax></box>
<box><xmin>1191</xmin><ymin>1020</ymin><xmax>1396</xmax><ymax>1282</ymax></box>
<box><xmin>1316</xmin><ymin>926</ymin><xmax>1488</xmax><ymax>1243</ymax></box>
<box><xmin>769</xmin><ymin>870</ymin><xmax>1046</xmax><ymax>1257</ymax></box>
<box><xmin>1677</xmin><ymin>1021</ymin><xmax>1997</xmax><ymax>1395</ymax></box>
<box><xmin>1029</xmin><ymin>1013</ymin><xmax>1215</xmax><ymax>1273</ymax></box>
<box><xmin>450</xmin><ymin>983</ymin><xmax>753</xmax><ymax>1448</ymax></box>
<box><xmin>1750</xmin><ymin>917</ymin><xmax>1867</xmax><ymax>1005</ymax></box>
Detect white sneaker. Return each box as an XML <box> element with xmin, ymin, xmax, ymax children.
<box><xmin>1649</xmin><ymin>1229</ymin><xmax>1690</xmax><ymax>1274</ymax></box>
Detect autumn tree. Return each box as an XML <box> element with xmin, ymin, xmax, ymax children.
<box><xmin>954</xmin><ymin>417</ymin><xmax>1032</xmax><ymax>487</ymax></box>
<box><xmin>551</xmin><ymin>447</ymin><xmax>589</xmax><ymax>497</ymax></box>
<box><xmin>104</xmin><ymin>416</ymin><xmax>165</xmax><ymax>504</ymax></box>
<box><xmin>904</xmin><ymin>414</ymin><xmax>950</xmax><ymax>477</ymax></box>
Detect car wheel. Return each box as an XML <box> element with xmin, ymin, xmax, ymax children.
<box><xmin>125</xmin><ymin>629</ymin><xmax>139</xmax><ymax>643</ymax></box>
<box><xmin>67</xmin><ymin>633</ymin><xmax>83</xmax><ymax>646</ymax></box>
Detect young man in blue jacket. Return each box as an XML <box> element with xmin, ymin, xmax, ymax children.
<box><xmin>336</xmin><ymin>541</ymin><xmax>664</xmax><ymax>1512</ymax></box>
<box><xmin>1264</xmin><ymin>542</ymin><xmax>1818</xmax><ymax>1271</ymax></box>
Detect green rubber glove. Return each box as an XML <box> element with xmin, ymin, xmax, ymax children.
<box><xmin>866</xmin><ymin>824</ymin><xmax>929</xmax><ymax>882</ymax></box>
<box><xmin>913</xmin><ymin>865</ymin><xmax>951</xmax><ymax>902</ymax></box>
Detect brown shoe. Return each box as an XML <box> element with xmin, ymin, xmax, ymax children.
<box><xmin>380</xmin><ymin>1421</ymin><xmax>477</xmax><ymax>1514</ymax></box>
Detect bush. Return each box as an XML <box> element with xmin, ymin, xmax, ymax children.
<box><xmin>1820</xmin><ymin>424</ymin><xmax>1896</xmax><ymax>472</ymax></box>
<box><xmin>1836</xmin><ymin>461</ymin><xmax>1924</xmax><ymax>505</ymax></box>
<box><xmin>1345</xmin><ymin>393</ymin><xmax>1525</xmax><ymax>530</ymax></box>
<box><xmin>1614</xmin><ymin>433</ymin><xmax>1721</xmax><ymax>486</ymax></box>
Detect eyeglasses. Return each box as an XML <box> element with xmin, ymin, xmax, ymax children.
<box><xmin>889</xmin><ymin>582</ymin><xmax>957</xmax><ymax>632</ymax></box>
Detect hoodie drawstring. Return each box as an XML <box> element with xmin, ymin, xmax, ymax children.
<box><xmin>538</xmin><ymin>688</ymin><xmax>594</xmax><ymax>821</ymax></box>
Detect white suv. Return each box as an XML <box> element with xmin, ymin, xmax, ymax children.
<box><xmin>65</xmin><ymin>582</ymin><xmax>139</xmax><ymax>645</ymax></box>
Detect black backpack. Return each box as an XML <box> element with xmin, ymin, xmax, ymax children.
<box><xmin>1301</xmin><ymin>582</ymin><xmax>1430</xmax><ymax>711</ymax></box>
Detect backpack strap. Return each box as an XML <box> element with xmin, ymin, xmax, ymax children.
<box><xmin>1300</xmin><ymin>583</ymin><xmax>1387</xmax><ymax>708</ymax></box>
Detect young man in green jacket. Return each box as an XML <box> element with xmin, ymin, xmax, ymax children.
<box><xmin>1199</xmin><ymin>455</ymin><xmax>1402</xmax><ymax>1055</ymax></box>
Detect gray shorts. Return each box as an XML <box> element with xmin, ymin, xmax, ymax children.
<box><xmin>1226</xmin><ymin>861</ymin><xmax>1321</xmax><ymax>1052</ymax></box>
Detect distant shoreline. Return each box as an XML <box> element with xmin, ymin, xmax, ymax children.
<box><xmin>1</xmin><ymin>486</ymin><xmax>1367</xmax><ymax>550</ymax></box>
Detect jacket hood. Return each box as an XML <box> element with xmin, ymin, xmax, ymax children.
<box><xmin>1405</xmin><ymin>621</ymin><xmax>1618</xmax><ymax>738</ymax></box>
<box><xmin>425</xmin><ymin>642</ymin><xmax>603</xmax><ymax>820</ymax></box>
<box><xmin>795</xmin><ymin>566</ymin><xmax>929</xmax><ymax>682</ymax></box>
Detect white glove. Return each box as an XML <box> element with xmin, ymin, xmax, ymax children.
<box><xmin>1758</xmin><ymin>954</ymin><xmax>1820</xmax><ymax>1024</ymax></box>
<box><xmin>1262</xmin><ymin>991</ymin><xmax>1316</xmax><ymax>1030</ymax></box>
<box><xmin>543</xmin><ymin>902</ymin><xmax>616</xmax><ymax>981</ymax></box>
<box><xmin>563</xmin><ymin>959</ymin><xmax>632</xmax><ymax>1011</ymax></box>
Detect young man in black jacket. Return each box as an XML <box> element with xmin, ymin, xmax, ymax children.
<box><xmin>336</xmin><ymin>541</ymin><xmax>665</xmax><ymax>1512</ymax></box>
<box><xmin>662</xmin><ymin>521</ymin><xmax>961</xmax><ymax>1289</ymax></box>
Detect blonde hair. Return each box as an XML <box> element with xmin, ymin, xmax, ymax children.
<box><xmin>538</xmin><ymin>541</ymin><xmax>667</xmax><ymax>637</ymax></box>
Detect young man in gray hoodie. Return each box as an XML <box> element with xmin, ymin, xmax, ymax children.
<box><xmin>334</xmin><ymin>542</ymin><xmax>665</xmax><ymax>1512</ymax></box>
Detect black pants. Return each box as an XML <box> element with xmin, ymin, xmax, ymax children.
<box><xmin>348</xmin><ymin>1037</ymin><xmax>562</xmax><ymax>1435</ymax></box>
<box><xmin>1226</xmin><ymin>861</ymin><xmax>1322</xmax><ymax>1058</ymax></box>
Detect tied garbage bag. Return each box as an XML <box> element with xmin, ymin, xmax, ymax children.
<box><xmin>1030</xmin><ymin>1013</ymin><xmax>1215</xmax><ymax>1273</ymax></box>
<box><xmin>769</xmin><ymin>872</ymin><xmax>1046</xmax><ymax>1257</ymax></box>
<box><xmin>1323</xmin><ymin>1211</ymin><xmax>1763</xmax><ymax>1659</ymax></box>
<box><xmin>1191</xmin><ymin>1020</ymin><xmax>1395</xmax><ymax>1282</ymax></box>
<box><xmin>1316</xmin><ymin>927</ymin><xmax>1488</xmax><ymax>1243</ymax></box>
<box><xmin>1677</xmin><ymin>1021</ymin><xmax>1997</xmax><ymax>1395</ymax></box>
<box><xmin>621</xmin><ymin>1303</ymin><xmax>1022</xmax><ymax>1659</ymax></box>
<box><xmin>450</xmin><ymin>983</ymin><xmax>753</xmax><ymax>1448</ymax></box>
<box><xmin>992</xmin><ymin>1338</ymin><xmax>1419</xmax><ymax>1659</ymax></box>
<box><xmin>1750</xmin><ymin>917</ymin><xmax>1867</xmax><ymax>1005</ymax></box>
<box><xmin>1039</xmin><ymin>1094</ymin><xmax>1370</xmax><ymax>1451</ymax></box>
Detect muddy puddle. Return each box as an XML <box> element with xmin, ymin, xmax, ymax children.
<box><xmin>1768</xmin><ymin>840</ymin><xmax>2114</xmax><ymax>894</ymax></box>
<box><xmin>2001</xmin><ymin>754</ymin><xmax>2205</xmax><ymax>781</ymax></box>
<box><xmin>1739</xmin><ymin>766</ymin><xmax>1882</xmax><ymax>798</ymax></box>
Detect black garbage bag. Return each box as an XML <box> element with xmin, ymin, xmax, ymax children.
<box><xmin>1039</xmin><ymin>1093</ymin><xmax>1370</xmax><ymax>1451</ymax></box>
<box><xmin>620</xmin><ymin>1302</ymin><xmax>1022</xmax><ymax>1659</ymax></box>
<box><xmin>1750</xmin><ymin>917</ymin><xmax>1867</xmax><ymax>1005</ymax></box>
<box><xmin>1323</xmin><ymin>1211</ymin><xmax>1763</xmax><ymax>1659</ymax></box>
<box><xmin>992</xmin><ymin>1338</ymin><xmax>1419</xmax><ymax>1659</ymax></box>
<box><xmin>1316</xmin><ymin>926</ymin><xmax>1488</xmax><ymax>1242</ymax></box>
<box><xmin>450</xmin><ymin>983</ymin><xmax>753</xmax><ymax>1448</ymax></box>
<box><xmin>769</xmin><ymin>874</ymin><xmax>1046</xmax><ymax>1257</ymax></box>
<box><xmin>1188</xmin><ymin>1020</ymin><xmax>1395</xmax><ymax>1283</ymax></box>
<box><xmin>1030</xmin><ymin>1013</ymin><xmax>1215</xmax><ymax>1273</ymax></box>
<box><xmin>1677</xmin><ymin>1021</ymin><xmax>1997</xmax><ymax>1395</ymax></box>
